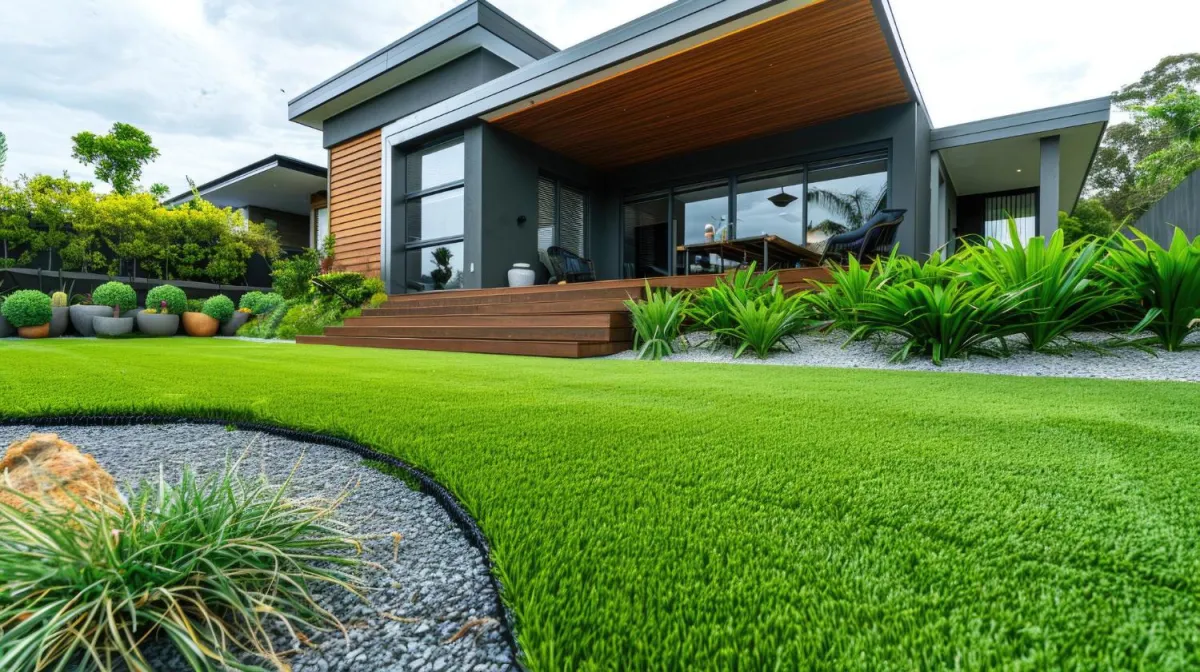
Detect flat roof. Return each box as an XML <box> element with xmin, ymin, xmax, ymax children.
<box><xmin>288</xmin><ymin>0</ymin><xmax>557</xmax><ymax>130</ymax></box>
<box><xmin>165</xmin><ymin>155</ymin><xmax>327</xmax><ymax>215</ymax></box>
<box><xmin>930</xmin><ymin>97</ymin><xmax>1111</xmax><ymax>150</ymax></box>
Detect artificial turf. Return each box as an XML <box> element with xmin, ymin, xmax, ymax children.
<box><xmin>2</xmin><ymin>338</ymin><xmax>1200</xmax><ymax>670</ymax></box>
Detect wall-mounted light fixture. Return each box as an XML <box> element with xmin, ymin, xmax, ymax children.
<box><xmin>516</xmin><ymin>215</ymin><xmax>527</xmax><ymax>226</ymax></box>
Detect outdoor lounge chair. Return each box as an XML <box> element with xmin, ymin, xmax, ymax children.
<box><xmin>541</xmin><ymin>246</ymin><xmax>596</xmax><ymax>283</ymax></box>
<box><xmin>818</xmin><ymin>209</ymin><xmax>907</xmax><ymax>264</ymax></box>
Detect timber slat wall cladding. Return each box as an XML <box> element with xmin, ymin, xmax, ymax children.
<box><xmin>329</xmin><ymin>129</ymin><xmax>383</xmax><ymax>276</ymax></box>
<box><xmin>491</xmin><ymin>0</ymin><xmax>910</xmax><ymax>169</ymax></box>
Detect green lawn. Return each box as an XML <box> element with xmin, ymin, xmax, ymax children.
<box><xmin>3</xmin><ymin>339</ymin><xmax>1200</xmax><ymax>669</ymax></box>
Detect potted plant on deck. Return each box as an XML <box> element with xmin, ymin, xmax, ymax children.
<box><xmin>68</xmin><ymin>293</ymin><xmax>111</xmax><ymax>337</ymax></box>
<box><xmin>49</xmin><ymin>292</ymin><xmax>70</xmax><ymax>337</ymax></box>
<box><xmin>1</xmin><ymin>290</ymin><xmax>53</xmax><ymax>339</ymax></box>
<box><xmin>183</xmin><ymin>294</ymin><xmax>233</xmax><ymax>337</ymax></box>
<box><xmin>137</xmin><ymin>285</ymin><xmax>187</xmax><ymax>336</ymax></box>
<box><xmin>91</xmin><ymin>281</ymin><xmax>137</xmax><ymax>337</ymax></box>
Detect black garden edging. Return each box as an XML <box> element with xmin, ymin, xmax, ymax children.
<box><xmin>0</xmin><ymin>414</ymin><xmax>524</xmax><ymax>667</ymax></box>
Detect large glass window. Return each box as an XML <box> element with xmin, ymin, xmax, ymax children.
<box><xmin>674</xmin><ymin>180</ymin><xmax>731</xmax><ymax>274</ymax></box>
<box><xmin>622</xmin><ymin>196</ymin><xmax>669</xmax><ymax>278</ymax></box>
<box><xmin>984</xmin><ymin>191</ymin><xmax>1037</xmax><ymax>244</ymax></box>
<box><xmin>806</xmin><ymin>155</ymin><xmax>889</xmax><ymax>244</ymax></box>
<box><xmin>402</xmin><ymin>138</ymin><xmax>465</xmax><ymax>292</ymax></box>
<box><xmin>735</xmin><ymin>169</ymin><xmax>805</xmax><ymax>242</ymax></box>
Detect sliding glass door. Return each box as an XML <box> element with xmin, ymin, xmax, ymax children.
<box><xmin>622</xmin><ymin>196</ymin><xmax>670</xmax><ymax>278</ymax></box>
<box><xmin>403</xmin><ymin>139</ymin><xmax>465</xmax><ymax>292</ymax></box>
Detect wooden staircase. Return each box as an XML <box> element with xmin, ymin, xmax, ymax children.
<box><xmin>296</xmin><ymin>268</ymin><xmax>834</xmax><ymax>358</ymax></box>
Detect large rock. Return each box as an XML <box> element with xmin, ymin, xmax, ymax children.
<box><xmin>0</xmin><ymin>433</ymin><xmax>120</xmax><ymax>511</ymax></box>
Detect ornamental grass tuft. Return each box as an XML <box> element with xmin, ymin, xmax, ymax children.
<box><xmin>0</xmin><ymin>459</ymin><xmax>365</xmax><ymax>672</ymax></box>
<box><xmin>624</xmin><ymin>284</ymin><xmax>689</xmax><ymax>360</ymax></box>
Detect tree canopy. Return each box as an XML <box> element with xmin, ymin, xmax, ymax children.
<box><xmin>1087</xmin><ymin>53</ymin><xmax>1200</xmax><ymax>222</ymax></box>
<box><xmin>70</xmin><ymin>122</ymin><xmax>161</xmax><ymax>196</ymax></box>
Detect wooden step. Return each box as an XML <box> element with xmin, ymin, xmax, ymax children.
<box><xmin>364</xmin><ymin>299</ymin><xmax>631</xmax><ymax>317</ymax></box>
<box><xmin>324</xmin><ymin>324</ymin><xmax>631</xmax><ymax>342</ymax></box>
<box><xmin>344</xmin><ymin>313</ymin><xmax>629</xmax><ymax>328</ymax></box>
<box><xmin>297</xmin><ymin>335</ymin><xmax>632</xmax><ymax>358</ymax></box>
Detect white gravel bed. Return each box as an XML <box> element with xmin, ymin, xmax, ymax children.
<box><xmin>606</xmin><ymin>330</ymin><xmax>1200</xmax><ymax>383</ymax></box>
<box><xmin>2</xmin><ymin>424</ymin><xmax>516</xmax><ymax>672</ymax></box>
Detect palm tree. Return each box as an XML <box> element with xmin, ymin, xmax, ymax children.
<box><xmin>807</xmin><ymin>185</ymin><xmax>888</xmax><ymax>236</ymax></box>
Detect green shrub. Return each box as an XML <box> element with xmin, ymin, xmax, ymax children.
<box><xmin>804</xmin><ymin>253</ymin><xmax>899</xmax><ymax>336</ymax></box>
<box><xmin>201</xmin><ymin>294</ymin><xmax>235</xmax><ymax>322</ymax></box>
<box><xmin>237</xmin><ymin>291</ymin><xmax>284</xmax><ymax>316</ymax></box>
<box><xmin>1098</xmin><ymin>227</ymin><xmax>1200</xmax><ymax>351</ymax></box>
<box><xmin>185</xmin><ymin>298</ymin><xmax>205</xmax><ymax>313</ymax></box>
<box><xmin>276</xmin><ymin>301</ymin><xmax>344</xmax><ymax>340</ymax></box>
<box><xmin>687</xmin><ymin>263</ymin><xmax>778</xmax><ymax>347</ymax></box>
<box><xmin>624</xmin><ymin>285</ymin><xmax>690</xmax><ymax>360</ymax></box>
<box><xmin>146</xmin><ymin>284</ymin><xmax>187</xmax><ymax>315</ymax></box>
<box><xmin>714</xmin><ymin>289</ymin><xmax>814</xmax><ymax>359</ymax></box>
<box><xmin>958</xmin><ymin>219</ymin><xmax>1130</xmax><ymax>351</ymax></box>
<box><xmin>239</xmin><ymin>290</ymin><xmax>265</xmax><ymax>312</ymax></box>
<box><xmin>271</xmin><ymin>249</ymin><xmax>320</xmax><ymax>300</ymax></box>
<box><xmin>853</xmin><ymin>277</ymin><xmax>1025</xmax><ymax>365</ymax></box>
<box><xmin>314</xmin><ymin>272</ymin><xmax>381</xmax><ymax>310</ymax></box>
<box><xmin>0</xmin><ymin>463</ymin><xmax>362</xmax><ymax>671</ymax></box>
<box><xmin>92</xmin><ymin>281</ymin><xmax>136</xmax><ymax>315</ymax></box>
<box><xmin>368</xmin><ymin>292</ymin><xmax>388</xmax><ymax>309</ymax></box>
<box><xmin>1</xmin><ymin>290</ymin><xmax>52</xmax><ymax>328</ymax></box>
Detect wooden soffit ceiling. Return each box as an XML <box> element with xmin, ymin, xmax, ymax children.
<box><xmin>487</xmin><ymin>0</ymin><xmax>910</xmax><ymax>170</ymax></box>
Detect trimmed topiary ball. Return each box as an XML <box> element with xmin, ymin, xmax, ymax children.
<box><xmin>146</xmin><ymin>285</ymin><xmax>187</xmax><ymax>315</ymax></box>
<box><xmin>92</xmin><ymin>282</ymin><xmax>137</xmax><ymax>315</ymax></box>
<box><xmin>1</xmin><ymin>290</ymin><xmax>53</xmax><ymax>328</ymax></box>
<box><xmin>239</xmin><ymin>291</ymin><xmax>265</xmax><ymax>313</ymax></box>
<box><xmin>202</xmin><ymin>295</ymin><xmax>235</xmax><ymax>322</ymax></box>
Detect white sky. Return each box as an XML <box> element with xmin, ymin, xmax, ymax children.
<box><xmin>0</xmin><ymin>0</ymin><xmax>1195</xmax><ymax>195</ymax></box>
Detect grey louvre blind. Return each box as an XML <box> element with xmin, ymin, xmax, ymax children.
<box><xmin>559</xmin><ymin>186</ymin><xmax>586</xmax><ymax>257</ymax></box>
<box><xmin>537</xmin><ymin>177</ymin><xmax>556</xmax><ymax>251</ymax></box>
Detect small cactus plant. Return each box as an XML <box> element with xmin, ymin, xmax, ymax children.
<box><xmin>51</xmin><ymin>292</ymin><xmax>68</xmax><ymax>308</ymax></box>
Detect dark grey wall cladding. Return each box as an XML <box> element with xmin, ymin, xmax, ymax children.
<box><xmin>475</xmin><ymin>125</ymin><xmax>602</xmax><ymax>287</ymax></box>
<box><xmin>1133</xmin><ymin>169</ymin><xmax>1200</xmax><ymax>247</ymax></box>
<box><xmin>323</xmin><ymin>49</ymin><xmax>516</xmax><ymax>148</ymax></box>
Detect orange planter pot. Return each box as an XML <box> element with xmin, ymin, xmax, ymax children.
<box><xmin>17</xmin><ymin>323</ymin><xmax>51</xmax><ymax>339</ymax></box>
<box><xmin>182</xmin><ymin>312</ymin><xmax>219</xmax><ymax>337</ymax></box>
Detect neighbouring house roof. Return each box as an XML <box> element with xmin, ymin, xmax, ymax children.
<box><xmin>165</xmin><ymin>155</ymin><xmax>328</xmax><ymax>216</ymax></box>
<box><xmin>933</xmin><ymin>98</ymin><xmax>1110</xmax><ymax>213</ymax></box>
<box><xmin>288</xmin><ymin>0</ymin><xmax>557</xmax><ymax>131</ymax></box>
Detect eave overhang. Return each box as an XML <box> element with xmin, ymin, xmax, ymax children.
<box><xmin>166</xmin><ymin>155</ymin><xmax>328</xmax><ymax>216</ymax></box>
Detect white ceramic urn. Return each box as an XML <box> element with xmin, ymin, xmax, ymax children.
<box><xmin>508</xmin><ymin>262</ymin><xmax>536</xmax><ymax>287</ymax></box>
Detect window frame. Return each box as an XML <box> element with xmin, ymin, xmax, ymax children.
<box><xmin>399</xmin><ymin>135</ymin><xmax>467</xmax><ymax>292</ymax></box>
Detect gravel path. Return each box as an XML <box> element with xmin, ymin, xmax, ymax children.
<box><xmin>2</xmin><ymin>424</ymin><xmax>517</xmax><ymax>672</ymax></box>
<box><xmin>607</xmin><ymin>331</ymin><xmax>1200</xmax><ymax>383</ymax></box>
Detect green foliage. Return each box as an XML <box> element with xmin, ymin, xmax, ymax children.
<box><xmin>712</xmin><ymin>289</ymin><xmax>813</xmax><ymax>359</ymax></box>
<box><xmin>202</xmin><ymin>294</ymin><xmax>235</xmax><ymax>322</ymax></box>
<box><xmin>237</xmin><ymin>299</ymin><xmax>300</xmax><ymax>339</ymax></box>
<box><xmin>0</xmin><ymin>461</ymin><xmax>362</xmax><ymax>671</ymax></box>
<box><xmin>185</xmin><ymin>298</ymin><xmax>205</xmax><ymax>313</ymax></box>
<box><xmin>275</xmin><ymin>301</ymin><xmax>347</xmax><ymax>340</ymax></box>
<box><xmin>0</xmin><ymin>181</ymin><xmax>34</xmax><ymax>269</ymax></box>
<box><xmin>239</xmin><ymin>290</ymin><xmax>265</xmax><ymax>312</ymax></box>
<box><xmin>239</xmin><ymin>290</ymin><xmax>284</xmax><ymax>315</ymax></box>
<box><xmin>315</xmin><ymin>272</ymin><xmax>383</xmax><ymax>310</ymax></box>
<box><xmin>91</xmin><ymin>281</ymin><xmax>136</xmax><ymax>315</ymax></box>
<box><xmin>6</xmin><ymin>342</ymin><xmax>1200</xmax><ymax>669</ymax></box>
<box><xmin>0</xmin><ymin>130</ymin><xmax>6</xmax><ymax>176</ymax></box>
<box><xmin>687</xmin><ymin>263</ymin><xmax>778</xmax><ymax>346</ymax></box>
<box><xmin>70</xmin><ymin>122</ymin><xmax>160</xmax><ymax>195</ymax></box>
<box><xmin>958</xmin><ymin>220</ymin><xmax>1132</xmax><ymax>351</ymax></box>
<box><xmin>803</xmin><ymin>253</ymin><xmax>897</xmax><ymax>335</ymax></box>
<box><xmin>1058</xmin><ymin>199</ymin><xmax>1119</xmax><ymax>243</ymax></box>
<box><xmin>50</xmin><ymin>292</ymin><xmax>67</xmax><ymax>308</ymax></box>
<box><xmin>272</xmin><ymin>249</ymin><xmax>320</xmax><ymax>300</ymax></box>
<box><xmin>146</xmin><ymin>284</ymin><xmax>187</xmax><ymax>315</ymax></box>
<box><xmin>368</xmin><ymin>292</ymin><xmax>388</xmax><ymax>309</ymax></box>
<box><xmin>430</xmin><ymin>246</ymin><xmax>455</xmax><ymax>290</ymax></box>
<box><xmin>624</xmin><ymin>285</ymin><xmax>689</xmax><ymax>360</ymax></box>
<box><xmin>852</xmin><ymin>275</ymin><xmax>1025</xmax><ymax>365</ymax></box>
<box><xmin>0</xmin><ymin>289</ymin><xmax>51</xmax><ymax>327</ymax></box>
<box><xmin>1098</xmin><ymin>227</ymin><xmax>1200</xmax><ymax>351</ymax></box>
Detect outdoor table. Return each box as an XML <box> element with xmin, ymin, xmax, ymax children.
<box><xmin>676</xmin><ymin>234</ymin><xmax>822</xmax><ymax>274</ymax></box>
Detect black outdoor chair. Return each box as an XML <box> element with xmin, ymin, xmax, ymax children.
<box><xmin>542</xmin><ymin>246</ymin><xmax>596</xmax><ymax>283</ymax></box>
<box><xmin>818</xmin><ymin>209</ymin><xmax>907</xmax><ymax>265</ymax></box>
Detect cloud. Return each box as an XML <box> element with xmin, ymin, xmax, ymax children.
<box><xmin>0</xmin><ymin>0</ymin><xmax>1195</xmax><ymax>195</ymax></box>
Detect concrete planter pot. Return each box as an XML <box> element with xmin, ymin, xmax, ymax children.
<box><xmin>93</xmin><ymin>316</ymin><xmax>134</xmax><ymax>337</ymax></box>
<box><xmin>49</xmin><ymin>307</ymin><xmax>70</xmax><ymax>337</ymax></box>
<box><xmin>18</xmin><ymin>323</ymin><xmax>51</xmax><ymax>339</ymax></box>
<box><xmin>220</xmin><ymin>311</ymin><xmax>251</xmax><ymax>336</ymax></box>
<box><xmin>0</xmin><ymin>313</ymin><xmax>12</xmax><ymax>338</ymax></box>
<box><xmin>124</xmin><ymin>308</ymin><xmax>144</xmax><ymax>329</ymax></box>
<box><xmin>182</xmin><ymin>312</ymin><xmax>219</xmax><ymax>337</ymax></box>
<box><xmin>136</xmin><ymin>312</ymin><xmax>180</xmax><ymax>337</ymax></box>
<box><xmin>69</xmin><ymin>305</ymin><xmax>112</xmax><ymax>337</ymax></box>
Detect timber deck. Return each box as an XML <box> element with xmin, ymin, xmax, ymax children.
<box><xmin>297</xmin><ymin>267</ymin><xmax>833</xmax><ymax>358</ymax></box>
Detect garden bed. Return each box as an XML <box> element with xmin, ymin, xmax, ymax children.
<box><xmin>608</xmin><ymin>330</ymin><xmax>1200</xmax><ymax>382</ymax></box>
<box><xmin>1</xmin><ymin>423</ymin><xmax>517</xmax><ymax>672</ymax></box>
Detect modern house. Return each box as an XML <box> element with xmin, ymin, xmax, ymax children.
<box><xmin>289</xmin><ymin>0</ymin><xmax>1109</xmax><ymax>296</ymax></box>
<box><xmin>165</xmin><ymin>155</ymin><xmax>329</xmax><ymax>255</ymax></box>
